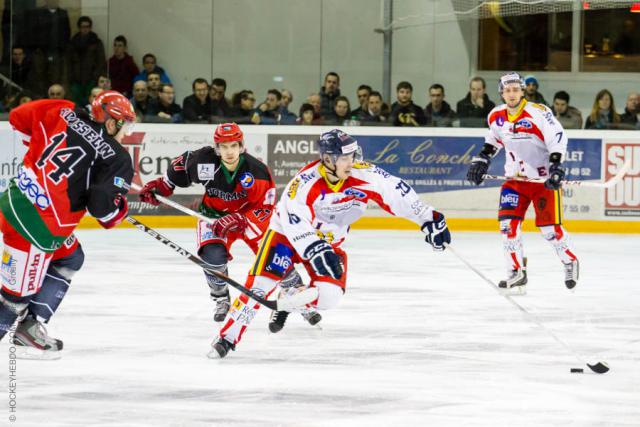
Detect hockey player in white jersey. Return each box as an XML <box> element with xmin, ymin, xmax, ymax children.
<box><xmin>466</xmin><ymin>72</ymin><xmax>579</xmax><ymax>294</ymax></box>
<box><xmin>210</xmin><ymin>129</ymin><xmax>451</xmax><ymax>358</ymax></box>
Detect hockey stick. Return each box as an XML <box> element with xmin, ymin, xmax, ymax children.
<box><xmin>130</xmin><ymin>183</ymin><xmax>214</xmax><ymax>224</ymax></box>
<box><xmin>482</xmin><ymin>159</ymin><xmax>631</xmax><ymax>189</ymax></box>
<box><xmin>126</xmin><ymin>216</ymin><xmax>318</xmax><ymax>311</ymax></box>
<box><xmin>444</xmin><ymin>243</ymin><xmax>609</xmax><ymax>374</ymax></box>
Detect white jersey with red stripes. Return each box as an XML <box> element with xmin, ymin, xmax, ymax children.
<box><xmin>485</xmin><ymin>99</ymin><xmax>568</xmax><ymax>179</ymax></box>
<box><xmin>269</xmin><ymin>159</ymin><xmax>436</xmax><ymax>256</ymax></box>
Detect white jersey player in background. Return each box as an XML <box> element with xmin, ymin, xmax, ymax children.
<box><xmin>209</xmin><ymin>129</ymin><xmax>452</xmax><ymax>358</ymax></box>
<box><xmin>466</xmin><ymin>72</ymin><xmax>578</xmax><ymax>294</ymax></box>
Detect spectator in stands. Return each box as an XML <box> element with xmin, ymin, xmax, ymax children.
<box><xmin>131</xmin><ymin>80</ymin><xmax>157</xmax><ymax>121</ymax></box>
<box><xmin>358</xmin><ymin>91</ymin><xmax>387</xmax><ymax>124</ymax></box>
<box><xmin>156</xmin><ymin>83</ymin><xmax>183</xmax><ymax>123</ymax></box>
<box><xmin>551</xmin><ymin>91</ymin><xmax>582</xmax><ymax>129</ymax></box>
<box><xmin>297</xmin><ymin>103</ymin><xmax>315</xmax><ymax>125</ymax></box>
<box><xmin>147</xmin><ymin>71</ymin><xmax>162</xmax><ymax>99</ymax></box>
<box><xmin>229</xmin><ymin>90</ymin><xmax>256</xmax><ymax>123</ymax></box>
<box><xmin>424</xmin><ymin>83</ymin><xmax>455</xmax><ymax>127</ymax></box>
<box><xmin>4</xmin><ymin>92</ymin><xmax>34</xmax><ymax>111</ymax></box>
<box><xmin>84</xmin><ymin>86</ymin><xmax>103</xmax><ymax>111</ymax></box>
<box><xmin>107</xmin><ymin>35</ymin><xmax>139</xmax><ymax>97</ymax></box>
<box><xmin>133</xmin><ymin>53</ymin><xmax>171</xmax><ymax>84</ymax></box>
<box><xmin>523</xmin><ymin>75</ymin><xmax>547</xmax><ymax>105</ymax></box>
<box><xmin>47</xmin><ymin>83</ymin><xmax>65</xmax><ymax>99</ymax></box>
<box><xmin>456</xmin><ymin>76</ymin><xmax>495</xmax><ymax>128</ymax></box>
<box><xmin>22</xmin><ymin>0</ymin><xmax>70</xmax><ymax>94</ymax></box>
<box><xmin>327</xmin><ymin>96</ymin><xmax>351</xmax><ymax>125</ymax></box>
<box><xmin>252</xmin><ymin>89</ymin><xmax>282</xmax><ymax>124</ymax></box>
<box><xmin>320</xmin><ymin>72</ymin><xmax>341</xmax><ymax>118</ymax></box>
<box><xmin>351</xmin><ymin>84</ymin><xmax>372</xmax><ymax>118</ymax></box>
<box><xmin>585</xmin><ymin>89</ymin><xmax>621</xmax><ymax>129</ymax></box>
<box><xmin>209</xmin><ymin>77</ymin><xmax>231</xmax><ymax>119</ymax></box>
<box><xmin>97</xmin><ymin>74</ymin><xmax>111</xmax><ymax>90</ymax></box>
<box><xmin>279</xmin><ymin>89</ymin><xmax>297</xmax><ymax>124</ymax></box>
<box><xmin>390</xmin><ymin>81</ymin><xmax>426</xmax><ymax>127</ymax></box>
<box><xmin>620</xmin><ymin>92</ymin><xmax>639</xmax><ymax>130</ymax></box>
<box><xmin>4</xmin><ymin>46</ymin><xmax>32</xmax><ymax>91</ymax></box>
<box><xmin>307</xmin><ymin>92</ymin><xmax>323</xmax><ymax>122</ymax></box>
<box><xmin>67</xmin><ymin>16</ymin><xmax>106</xmax><ymax>105</ymax></box>
<box><xmin>182</xmin><ymin>78</ymin><xmax>211</xmax><ymax>123</ymax></box>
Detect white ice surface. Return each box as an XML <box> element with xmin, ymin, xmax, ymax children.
<box><xmin>2</xmin><ymin>229</ymin><xmax>639</xmax><ymax>427</ymax></box>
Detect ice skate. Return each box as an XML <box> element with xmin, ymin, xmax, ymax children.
<box><xmin>211</xmin><ymin>291</ymin><xmax>231</xmax><ymax>322</ymax></box>
<box><xmin>268</xmin><ymin>310</ymin><xmax>290</xmax><ymax>333</ymax></box>
<box><xmin>301</xmin><ymin>309</ymin><xmax>322</xmax><ymax>328</ymax></box>
<box><xmin>12</xmin><ymin>315</ymin><xmax>63</xmax><ymax>360</ymax></box>
<box><xmin>564</xmin><ymin>260</ymin><xmax>579</xmax><ymax>290</ymax></box>
<box><xmin>208</xmin><ymin>337</ymin><xmax>235</xmax><ymax>359</ymax></box>
<box><xmin>498</xmin><ymin>269</ymin><xmax>527</xmax><ymax>295</ymax></box>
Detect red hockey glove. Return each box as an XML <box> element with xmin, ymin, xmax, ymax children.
<box><xmin>139</xmin><ymin>178</ymin><xmax>174</xmax><ymax>206</ymax></box>
<box><xmin>212</xmin><ymin>213</ymin><xmax>248</xmax><ymax>239</ymax></box>
<box><xmin>98</xmin><ymin>194</ymin><xmax>129</xmax><ymax>229</ymax></box>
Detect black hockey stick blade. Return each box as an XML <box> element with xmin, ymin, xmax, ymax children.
<box><xmin>587</xmin><ymin>362</ymin><xmax>610</xmax><ymax>374</ymax></box>
<box><xmin>125</xmin><ymin>216</ymin><xmax>277</xmax><ymax>310</ymax></box>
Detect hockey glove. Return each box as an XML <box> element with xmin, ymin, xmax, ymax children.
<box><xmin>544</xmin><ymin>153</ymin><xmax>565</xmax><ymax>190</ymax></box>
<box><xmin>139</xmin><ymin>178</ymin><xmax>174</xmax><ymax>206</ymax></box>
<box><xmin>98</xmin><ymin>194</ymin><xmax>128</xmax><ymax>229</ymax></box>
<box><xmin>421</xmin><ymin>210</ymin><xmax>451</xmax><ymax>251</ymax></box>
<box><xmin>467</xmin><ymin>153</ymin><xmax>491</xmax><ymax>185</ymax></box>
<box><xmin>304</xmin><ymin>240</ymin><xmax>343</xmax><ymax>280</ymax></box>
<box><xmin>212</xmin><ymin>213</ymin><xmax>248</xmax><ymax>238</ymax></box>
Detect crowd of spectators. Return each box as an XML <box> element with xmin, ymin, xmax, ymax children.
<box><xmin>1</xmin><ymin>2</ymin><xmax>638</xmax><ymax>130</ymax></box>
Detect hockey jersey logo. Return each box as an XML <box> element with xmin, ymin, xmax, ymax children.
<box><xmin>198</xmin><ymin>163</ymin><xmax>219</xmax><ymax>180</ymax></box>
<box><xmin>16</xmin><ymin>169</ymin><xmax>51</xmax><ymax>209</ymax></box>
<box><xmin>239</xmin><ymin>172</ymin><xmax>255</xmax><ymax>188</ymax></box>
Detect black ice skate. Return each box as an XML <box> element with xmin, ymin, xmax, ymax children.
<box><xmin>211</xmin><ymin>291</ymin><xmax>231</xmax><ymax>322</ymax></box>
<box><xmin>268</xmin><ymin>310</ymin><xmax>290</xmax><ymax>333</ymax></box>
<box><xmin>208</xmin><ymin>337</ymin><xmax>235</xmax><ymax>359</ymax></box>
<box><xmin>13</xmin><ymin>315</ymin><xmax>63</xmax><ymax>360</ymax></box>
<box><xmin>301</xmin><ymin>310</ymin><xmax>322</xmax><ymax>327</ymax></box>
<box><xmin>498</xmin><ymin>269</ymin><xmax>528</xmax><ymax>295</ymax></box>
<box><xmin>564</xmin><ymin>260</ymin><xmax>579</xmax><ymax>290</ymax></box>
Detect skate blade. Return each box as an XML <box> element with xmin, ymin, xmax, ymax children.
<box><xmin>13</xmin><ymin>346</ymin><xmax>62</xmax><ymax>360</ymax></box>
<box><xmin>498</xmin><ymin>286</ymin><xmax>527</xmax><ymax>296</ymax></box>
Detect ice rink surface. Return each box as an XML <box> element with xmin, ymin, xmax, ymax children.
<box><xmin>2</xmin><ymin>228</ymin><xmax>639</xmax><ymax>427</ymax></box>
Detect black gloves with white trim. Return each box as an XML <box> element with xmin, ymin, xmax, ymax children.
<box><xmin>467</xmin><ymin>143</ymin><xmax>498</xmax><ymax>185</ymax></box>
<box><xmin>544</xmin><ymin>152</ymin><xmax>565</xmax><ymax>190</ymax></box>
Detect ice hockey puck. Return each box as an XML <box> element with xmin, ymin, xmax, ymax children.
<box><xmin>570</xmin><ymin>368</ymin><xmax>584</xmax><ymax>373</ymax></box>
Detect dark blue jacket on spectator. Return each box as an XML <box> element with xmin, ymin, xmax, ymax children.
<box><xmin>133</xmin><ymin>66</ymin><xmax>171</xmax><ymax>84</ymax></box>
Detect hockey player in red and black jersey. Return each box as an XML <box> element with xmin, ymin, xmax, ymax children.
<box><xmin>0</xmin><ymin>91</ymin><xmax>136</xmax><ymax>358</ymax></box>
<box><xmin>139</xmin><ymin>123</ymin><xmax>319</xmax><ymax>326</ymax></box>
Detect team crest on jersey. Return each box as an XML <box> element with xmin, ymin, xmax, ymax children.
<box><xmin>239</xmin><ymin>172</ymin><xmax>255</xmax><ymax>188</ymax></box>
<box><xmin>515</xmin><ymin>119</ymin><xmax>532</xmax><ymax>129</ymax></box>
<box><xmin>198</xmin><ymin>163</ymin><xmax>219</xmax><ymax>180</ymax></box>
<box><xmin>500</xmin><ymin>188</ymin><xmax>519</xmax><ymax>209</ymax></box>
<box><xmin>344</xmin><ymin>187</ymin><xmax>366</xmax><ymax>199</ymax></box>
<box><xmin>496</xmin><ymin>116</ymin><xmax>505</xmax><ymax>126</ymax></box>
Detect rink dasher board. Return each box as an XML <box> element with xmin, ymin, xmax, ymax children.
<box><xmin>1</xmin><ymin>123</ymin><xmax>638</xmax><ymax>232</ymax></box>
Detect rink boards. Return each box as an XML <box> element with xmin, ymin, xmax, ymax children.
<box><xmin>1</xmin><ymin>123</ymin><xmax>638</xmax><ymax>233</ymax></box>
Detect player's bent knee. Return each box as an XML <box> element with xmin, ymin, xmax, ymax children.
<box><xmin>50</xmin><ymin>245</ymin><xmax>85</xmax><ymax>282</ymax></box>
<box><xmin>199</xmin><ymin>243</ymin><xmax>228</xmax><ymax>267</ymax></box>
<box><xmin>314</xmin><ymin>281</ymin><xmax>343</xmax><ymax>310</ymax></box>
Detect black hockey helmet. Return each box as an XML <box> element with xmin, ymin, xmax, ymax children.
<box><xmin>316</xmin><ymin>129</ymin><xmax>363</xmax><ymax>163</ymax></box>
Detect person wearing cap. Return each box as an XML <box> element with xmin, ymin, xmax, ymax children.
<box><xmin>523</xmin><ymin>75</ymin><xmax>548</xmax><ymax>106</ymax></box>
<box><xmin>209</xmin><ymin>129</ymin><xmax>452</xmax><ymax>358</ymax></box>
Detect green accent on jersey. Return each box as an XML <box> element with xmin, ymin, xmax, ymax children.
<box><xmin>0</xmin><ymin>179</ymin><xmax>67</xmax><ymax>252</ymax></box>
<box><xmin>198</xmin><ymin>203</ymin><xmax>227</xmax><ymax>219</ymax></box>
<box><xmin>220</xmin><ymin>155</ymin><xmax>245</xmax><ymax>185</ymax></box>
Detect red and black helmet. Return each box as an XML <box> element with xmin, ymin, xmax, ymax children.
<box><xmin>91</xmin><ymin>90</ymin><xmax>136</xmax><ymax>123</ymax></box>
<box><xmin>213</xmin><ymin>122</ymin><xmax>244</xmax><ymax>153</ymax></box>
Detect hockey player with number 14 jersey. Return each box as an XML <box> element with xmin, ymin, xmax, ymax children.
<box><xmin>209</xmin><ymin>129</ymin><xmax>452</xmax><ymax>358</ymax></box>
<box><xmin>467</xmin><ymin>72</ymin><xmax>579</xmax><ymax>294</ymax></box>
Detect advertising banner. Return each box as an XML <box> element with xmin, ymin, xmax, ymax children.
<box><xmin>605</xmin><ymin>142</ymin><xmax>639</xmax><ymax>217</ymax></box>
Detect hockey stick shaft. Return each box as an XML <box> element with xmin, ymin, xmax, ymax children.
<box><xmin>483</xmin><ymin>159</ymin><xmax>630</xmax><ymax>189</ymax></box>
<box><xmin>125</xmin><ymin>216</ymin><xmax>277</xmax><ymax>310</ymax></box>
<box><xmin>130</xmin><ymin>183</ymin><xmax>215</xmax><ymax>224</ymax></box>
<box><xmin>444</xmin><ymin>243</ymin><xmax>607</xmax><ymax>373</ymax></box>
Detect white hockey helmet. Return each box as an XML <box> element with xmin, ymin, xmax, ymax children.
<box><xmin>498</xmin><ymin>72</ymin><xmax>525</xmax><ymax>93</ymax></box>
